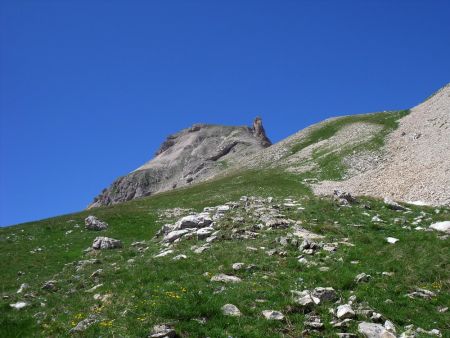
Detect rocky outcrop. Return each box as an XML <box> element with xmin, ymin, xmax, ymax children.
<box><xmin>89</xmin><ymin>118</ymin><xmax>271</xmax><ymax>208</ymax></box>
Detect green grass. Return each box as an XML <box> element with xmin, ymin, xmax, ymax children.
<box><xmin>289</xmin><ymin>110</ymin><xmax>409</xmax><ymax>180</ymax></box>
<box><xmin>1</xmin><ymin>168</ymin><xmax>449</xmax><ymax>337</ymax></box>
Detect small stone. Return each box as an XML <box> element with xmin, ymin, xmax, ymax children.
<box><xmin>10</xmin><ymin>301</ymin><xmax>28</xmax><ymax>310</ymax></box>
<box><xmin>42</xmin><ymin>280</ymin><xmax>57</xmax><ymax>291</ymax></box>
<box><xmin>193</xmin><ymin>244</ymin><xmax>210</xmax><ymax>254</ymax></box>
<box><xmin>217</xmin><ymin>205</ymin><xmax>230</xmax><ymax>213</ymax></box>
<box><xmin>298</xmin><ymin>257</ymin><xmax>308</xmax><ymax>265</ymax></box>
<box><xmin>149</xmin><ymin>324</ymin><xmax>176</xmax><ymax>338</ymax></box>
<box><xmin>292</xmin><ymin>290</ymin><xmax>320</xmax><ymax>307</ymax></box>
<box><xmin>210</xmin><ymin>274</ymin><xmax>242</xmax><ymax>283</ymax></box>
<box><xmin>355</xmin><ymin>272</ymin><xmax>371</xmax><ymax>283</ymax></box>
<box><xmin>69</xmin><ymin>315</ymin><xmax>97</xmax><ymax>333</ymax></box>
<box><xmin>17</xmin><ymin>283</ymin><xmax>29</xmax><ymax>294</ymax></box>
<box><xmin>222</xmin><ymin>304</ymin><xmax>242</xmax><ymax>317</ymax></box>
<box><xmin>172</xmin><ymin>254</ymin><xmax>187</xmax><ymax>261</ymax></box>
<box><xmin>261</xmin><ymin>310</ymin><xmax>284</xmax><ymax>320</ymax></box>
<box><xmin>384</xmin><ymin>198</ymin><xmax>407</xmax><ymax>211</ymax></box>
<box><xmin>372</xmin><ymin>215</ymin><xmax>383</xmax><ymax>222</ymax></box>
<box><xmin>384</xmin><ymin>320</ymin><xmax>396</xmax><ymax>333</ymax></box>
<box><xmin>437</xmin><ymin>306</ymin><xmax>448</xmax><ymax>313</ymax></box>
<box><xmin>312</xmin><ymin>287</ymin><xmax>337</xmax><ymax>302</ymax></box>
<box><xmin>386</xmin><ymin>237</ymin><xmax>399</xmax><ymax>244</ymax></box>
<box><xmin>90</xmin><ymin>269</ymin><xmax>103</xmax><ymax>278</ymax></box>
<box><xmin>232</xmin><ymin>263</ymin><xmax>245</xmax><ymax>270</ymax></box>
<box><xmin>336</xmin><ymin>304</ymin><xmax>355</xmax><ymax>319</ymax></box>
<box><xmin>154</xmin><ymin>249</ymin><xmax>174</xmax><ymax>258</ymax></box>
<box><xmin>371</xmin><ymin>312</ymin><xmax>383</xmax><ymax>322</ymax></box>
<box><xmin>85</xmin><ymin>283</ymin><xmax>103</xmax><ymax>293</ymax></box>
<box><xmin>304</xmin><ymin>315</ymin><xmax>323</xmax><ymax>329</ymax></box>
<box><xmin>407</xmin><ymin>288</ymin><xmax>436</xmax><ymax>299</ymax></box>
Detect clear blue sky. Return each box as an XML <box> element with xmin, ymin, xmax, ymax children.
<box><xmin>1</xmin><ymin>1</ymin><xmax>449</xmax><ymax>227</ymax></box>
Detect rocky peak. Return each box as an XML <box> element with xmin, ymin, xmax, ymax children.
<box><xmin>89</xmin><ymin>118</ymin><xmax>272</xmax><ymax>208</ymax></box>
<box><xmin>251</xmin><ymin>117</ymin><xmax>272</xmax><ymax>147</ymax></box>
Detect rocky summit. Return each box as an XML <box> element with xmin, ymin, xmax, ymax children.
<box><xmin>89</xmin><ymin>117</ymin><xmax>271</xmax><ymax>208</ymax></box>
<box><xmin>1</xmin><ymin>85</ymin><xmax>449</xmax><ymax>337</ymax></box>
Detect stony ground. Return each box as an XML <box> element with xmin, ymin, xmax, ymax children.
<box><xmin>312</xmin><ymin>84</ymin><xmax>450</xmax><ymax>206</ymax></box>
<box><xmin>1</xmin><ymin>170</ymin><xmax>449</xmax><ymax>337</ymax></box>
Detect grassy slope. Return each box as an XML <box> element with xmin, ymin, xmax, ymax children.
<box><xmin>1</xmin><ymin>111</ymin><xmax>449</xmax><ymax>337</ymax></box>
<box><xmin>289</xmin><ymin>110</ymin><xmax>409</xmax><ymax>181</ymax></box>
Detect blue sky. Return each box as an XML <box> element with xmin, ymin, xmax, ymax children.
<box><xmin>1</xmin><ymin>1</ymin><xmax>449</xmax><ymax>227</ymax></box>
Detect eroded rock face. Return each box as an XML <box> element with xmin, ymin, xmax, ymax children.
<box><xmin>89</xmin><ymin>118</ymin><xmax>271</xmax><ymax>208</ymax></box>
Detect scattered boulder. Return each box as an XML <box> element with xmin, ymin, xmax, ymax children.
<box><xmin>384</xmin><ymin>198</ymin><xmax>407</xmax><ymax>211</ymax></box>
<box><xmin>163</xmin><ymin>230</ymin><xmax>189</xmax><ymax>243</ymax></box>
<box><xmin>407</xmin><ymin>288</ymin><xmax>436</xmax><ymax>299</ymax></box>
<box><xmin>334</xmin><ymin>190</ymin><xmax>356</xmax><ymax>204</ymax></box>
<box><xmin>42</xmin><ymin>280</ymin><xmax>57</xmax><ymax>291</ymax></box>
<box><xmin>292</xmin><ymin>290</ymin><xmax>320</xmax><ymax>308</ymax></box>
<box><xmin>336</xmin><ymin>304</ymin><xmax>355</xmax><ymax>319</ymax></box>
<box><xmin>386</xmin><ymin>237</ymin><xmax>399</xmax><ymax>244</ymax></box>
<box><xmin>175</xmin><ymin>213</ymin><xmax>212</xmax><ymax>230</ymax></box>
<box><xmin>358</xmin><ymin>322</ymin><xmax>396</xmax><ymax>338</ymax></box>
<box><xmin>84</xmin><ymin>216</ymin><xmax>108</xmax><ymax>230</ymax></box>
<box><xmin>92</xmin><ymin>237</ymin><xmax>123</xmax><ymax>250</ymax></box>
<box><xmin>149</xmin><ymin>324</ymin><xmax>177</xmax><ymax>338</ymax></box>
<box><xmin>76</xmin><ymin>259</ymin><xmax>101</xmax><ymax>272</ymax></box>
<box><xmin>232</xmin><ymin>263</ymin><xmax>245</xmax><ymax>271</ymax></box>
<box><xmin>261</xmin><ymin>310</ymin><xmax>284</xmax><ymax>320</ymax></box>
<box><xmin>69</xmin><ymin>314</ymin><xmax>98</xmax><ymax>334</ymax></box>
<box><xmin>192</xmin><ymin>244</ymin><xmax>210</xmax><ymax>254</ymax></box>
<box><xmin>10</xmin><ymin>301</ymin><xmax>28</xmax><ymax>310</ymax></box>
<box><xmin>222</xmin><ymin>304</ymin><xmax>242</xmax><ymax>317</ymax></box>
<box><xmin>384</xmin><ymin>320</ymin><xmax>396</xmax><ymax>333</ymax></box>
<box><xmin>312</xmin><ymin>287</ymin><xmax>337</xmax><ymax>302</ymax></box>
<box><xmin>210</xmin><ymin>274</ymin><xmax>241</xmax><ymax>283</ymax></box>
<box><xmin>429</xmin><ymin>221</ymin><xmax>450</xmax><ymax>234</ymax></box>
<box><xmin>172</xmin><ymin>254</ymin><xmax>187</xmax><ymax>261</ymax></box>
<box><xmin>17</xmin><ymin>283</ymin><xmax>29</xmax><ymax>294</ymax></box>
<box><xmin>355</xmin><ymin>273</ymin><xmax>371</xmax><ymax>283</ymax></box>
<box><xmin>90</xmin><ymin>269</ymin><xmax>103</xmax><ymax>278</ymax></box>
<box><xmin>304</xmin><ymin>314</ymin><xmax>324</xmax><ymax>329</ymax></box>
<box><xmin>154</xmin><ymin>249</ymin><xmax>174</xmax><ymax>258</ymax></box>
<box><xmin>196</xmin><ymin>227</ymin><xmax>213</xmax><ymax>240</ymax></box>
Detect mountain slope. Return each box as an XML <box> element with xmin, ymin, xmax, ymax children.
<box><xmin>314</xmin><ymin>84</ymin><xmax>450</xmax><ymax>206</ymax></box>
<box><xmin>1</xmin><ymin>170</ymin><xmax>449</xmax><ymax>337</ymax></box>
<box><xmin>1</xmin><ymin>85</ymin><xmax>449</xmax><ymax>337</ymax></box>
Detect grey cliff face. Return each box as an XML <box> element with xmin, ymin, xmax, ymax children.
<box><xmin>88</xmin><ymin>118</ymin><xmax>271</xmax><ymax>208</ymax></box>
